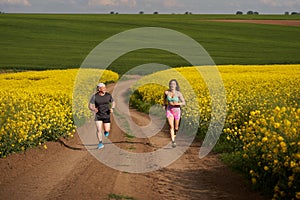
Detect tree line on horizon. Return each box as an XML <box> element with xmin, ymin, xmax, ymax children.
<box><xmin>108</xmin><ymin>10</ymin><xmax>300</xmax><ymax>15</ymax></box>
<box><xmin>0</xmin><ymin>9</ymin><xmax>299</xmax><ymax>15</ymax></box>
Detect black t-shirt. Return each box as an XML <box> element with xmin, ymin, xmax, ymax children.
<box><xmin>90</xmin><ymin>92</ymin><xmax>114</xmax><ymax>119</ymax></box>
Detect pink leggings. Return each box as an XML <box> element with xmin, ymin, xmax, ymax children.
<box><xmin>166</xmin><ymin>106</ymin><xmax>181</xmax><ymax>120</ymax></box>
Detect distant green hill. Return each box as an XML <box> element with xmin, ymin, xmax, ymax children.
<box><xmin>0</xmin><ymin>14</ymin><xmax>299</xmax><ymax>74</ymax></box>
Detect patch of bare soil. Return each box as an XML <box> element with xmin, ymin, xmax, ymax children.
<box><xmin>0</xmin><ymin>78</ymin><xmax>269</xmax><ymax>200</ymax></box>
<box><xmin>209</xmin><ymin>19</ymin><xmax>300</xmax><ymax>27</ymax></box>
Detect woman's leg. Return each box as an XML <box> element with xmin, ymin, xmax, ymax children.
<box><xmin>167</xmin><ymin>116</ymin><xmax>175</xmax><ymax>142</ymax></box>
<box><xmin>174</xmin><ymin>119</ymin><xmax>180</xmax><ymax>135</ymax></box>
<box><xmin>173</xmin><ymin>108</ymin><xmax>181</xmax><ymax>135</ymax></box>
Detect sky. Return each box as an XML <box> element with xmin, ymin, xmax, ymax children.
<box><xmin>0</xmin><ymin>0</ymin><xmax>300</xmax><ymax>14</ymax></box>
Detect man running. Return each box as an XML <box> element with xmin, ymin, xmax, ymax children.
<box><xmin>89</xmin><ymin>83</ymin><xmax>115</xmax><ymax>149</ymax></box>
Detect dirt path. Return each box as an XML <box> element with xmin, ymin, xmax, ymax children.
<box><xmin>0</xmin><ymin>77</ymin><xmax>268</xmax><ymax>200</ymax></box>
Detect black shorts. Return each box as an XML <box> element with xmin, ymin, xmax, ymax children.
<box><xmin>95</xmin><ymin>116</ymin><xmax>111</xmax><ymax>123</ymax></box>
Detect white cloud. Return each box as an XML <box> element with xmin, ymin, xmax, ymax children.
<box><xmin>284</xmin><ymin>0</ymin><xmax>300</xmax><ymax>7</ymax></box>
<box><xmin>120</xmin><ymin>0</ymin><xmax>136</xmax><ymax>7</ymax></box>
<box><xmin>1</xmin><ymin>0</ymin><xmax>299</xmax><ymax>14</ymax></box>
<box><xmin>163</xmin><ymin>0</ymin><xmax>183</xmax><ymax>8</ymax></box>
<box><xmin>88</xmin><ymin>0</ymin><xmax>136</xmax><ymax>7</ymax></box>
<box><xmin>0</xmin><ymin>0</ymin><xmax>30</xmax><ymax>6</ymax></box>
<box><xmin>260</xmin><ymin>0</ymin><xmax>300</xmax><ymax>7</ymax></box>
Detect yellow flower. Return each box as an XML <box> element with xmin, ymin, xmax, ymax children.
<box><xmin>274</xmin><ymin>185</ymin><xmax>280</xmax><ymax>192</ymax></box>
<box><xmin>290</xmin><ymin>161</ymin><xmax>296</xmax><ymax>168</ymax></box>
<box><xmin>264</xmin><ymin>166</ymin><xmax>269</xmax><ymax>171</ymax></box>
<box><xmin>274</xmin><ymin>123</ymin><xmax>280</xmax><ymax>128</ymax></box>
<box><xmin>288</xmin><ymin>175</ymin><xmax>294</xmax><ymax>182</ymax></box>
<box><xmin>284</xmin><ymin>161</ymin><xmax>289</xmax><ymax>167</ymax></box>
<box><xmin>278</xmin><ymin>136</ymin><xmax>284</xmax><ymax>142</ymax></box>
<box><xmin>296</xmin><ymin>192</ymin><xmax>300</xmax><ymax>199</ymax></box>
<box><xmin>280</xmin><ymin>142</ymin><xmax>287</xmax><ymax>152</ymax></box>
<box><xmin>43</xmin><ymin>144</ymin><xmax>48</xmax><ymax>149</ymax></box>
<box><xmin>280</xmin><ymin>191</ymin><xmax>285</xmax><ymax>197</ymax></box>
<box><xmin>283</xmin><ymin>119</ymin><xmax>291</xmax><ymax>127</ymax></box>
<box><xmin>243</xmin><ymin>154</ymin><xmax>248</xmax><ymax>159</ymax></box>
<box><xmin>274</xmin><ymin>106</ymin><xmax>280</xmax><ymax>112</ymax></box>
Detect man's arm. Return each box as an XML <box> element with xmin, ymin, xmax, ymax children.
<box><xmin>89</xmin><ymin>94</ymin><xmax>98</xmax><ymax>113</ymax></box>
<box><xmin>110</xmin><ymin>101</ymin><xmax>115</xmax><ymax>113</ymax></box>
<box><xmin>89</xmin><ymin>103</ymin><xmax>97</xmax><ymax>112</ymax></box>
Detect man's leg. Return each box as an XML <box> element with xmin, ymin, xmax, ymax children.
<box><xmin>103</xmin><ymin>122</ymin><xmax>111</xmax><ymax>137</ymax></box>
<box><xmin>95</xmin><ymin>120</ymin><xmax>104</xmax><ymax>149</ymax></box>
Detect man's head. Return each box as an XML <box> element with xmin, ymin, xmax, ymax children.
<box><xmin>97</xmin><ymin>83</ymin><xmax>106</xmax><ymax>94</ymax></box>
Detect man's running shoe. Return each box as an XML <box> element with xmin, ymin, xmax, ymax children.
<box><xmin>97</xmin><ymin>142</ymin><xmax>104</xmax><ymax>149</ymax></box>
<box><xmin>104</xmin><ymin>131</ymin><xmax>109</xmax><ymax>137</ymax></box>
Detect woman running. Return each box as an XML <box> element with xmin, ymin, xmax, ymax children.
<box><xmin>164</xmin><ymin>79</ymin><xmax>185</xmax><ymax>148</ymax></box>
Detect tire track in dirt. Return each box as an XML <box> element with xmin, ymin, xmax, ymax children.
<box><xmin>0</xmin><ymin>138</ymin><xmax>89</xmax><ymax>200</ymax></box>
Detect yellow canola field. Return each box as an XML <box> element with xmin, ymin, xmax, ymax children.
<box><xmin>0</xmin><ymin>64</ymin><xmax>299</xmax><ymax>199</ymax></box>
<box><xmin>0</xmin><ymin>69</ymin><xmax>118</xmax><ymax>157</ymax></box>
<box><xmin>131</xmin><ymin>64</ymin><xmax>300</xmax><ymax>200</ymax></box>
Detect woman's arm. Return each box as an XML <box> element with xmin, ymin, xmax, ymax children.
<box><xmin>178</xmin><ymin>91</ymin><xmax>186</xmax><ymax>106</ymax></box>
<box><xmin>163</xmin><ymin>91</ymin><xmax>169</xmax><ymax>108</ymax></box>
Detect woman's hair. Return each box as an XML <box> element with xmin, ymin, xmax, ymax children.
<box><xmin>169</xmin><ymin>79</ymin><xmax>180</xmax><ymax>91</ymax></box>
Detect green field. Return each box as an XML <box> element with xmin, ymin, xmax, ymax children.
<box><xmin>0</xmin><ymin>14</ymin><xmax>300</xmax><ymax>74</ymax></box>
